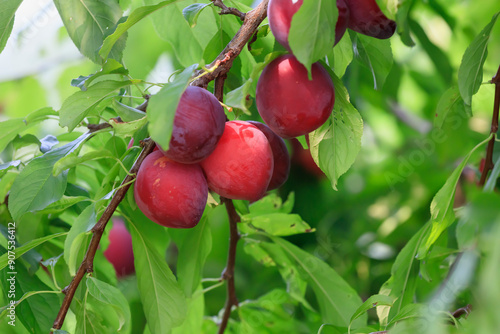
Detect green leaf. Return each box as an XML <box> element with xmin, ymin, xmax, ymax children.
<box><xmin>352</xmin><ymin>33</ymin><xmax>393</xmax><ymax>89</ymax></box>
<box><xmin>171</xmin><ymin>216</ymin><xmax>212</xmax><ymax>298</ymax></box>
<box><xmin>0</xmin><ymin>107</ymin><xmax>55</xmax><ymax>153</ymax></box>
<box><xmin>64</xmin><ymin>203</ymin><xmax>96</xmax><ymax>276</ymax></box>
<box><xmin>377</xmin><ymin>224</ymin><xmax>429</xmax><ymax>326</ymax></box>
<box><xmin>309</xmin><ymin>74</ymin><xmax>363</xmax><ymax>190</ymax></box>
<box><xmin>288</xmin><ymin>0</ymin><xmax>338</xmax><ymax>73</ymax></box>
<box><xmin>87</xmin><ymin>277</ymin><xmax>131</xmax><ymax>332</ymax></box>
<box><xmin>241</xmin><ymin>213</ymin><xmax>313</xmax><ymax>236</ymax></box>
<box><xmin>387</xmin><ymin>303</ymin><xmax>427</xmax><ymax>325</ymax></box>
<box><xmin>327</xmin><ymin>32</ymin><xmax>353</xmax><ymax>78</ymax></box>
<box><xmin>71</xmin><ymin>59</ymin><xmax>129</xmax><ymax>90</ymax></box>
<box><xmin>395</xmin><ymin>0</ymin><xmax>415</xmax><ymax>46</ymax></box>
<box><xmin>74</xmin><ymin>295</ymin><xmax>110</xmax><ymax>334</ymax></box>
<box><xmin>458</xmin><ymin>12</ymin><xmax>500</xmax><ymax>110</ymax></box>
<box><xmin>59</xmin><ymin>80</ymin><xmax>131</xmax><ymax>131</ymax></box>
<box><xmin>182</xmin><ymin>3</ymin><xmax>211</xmax><ymax>28</ymax></box>
<box><xmin>0</xmin><ymin>258</ymin><xmax>60</xmax><ymax>333</ymax></box>
<box><xmin>272</xmin><ymin>236</ymin><xmax>364</xmax><ymax>327</ymax></box>
<box><xmin>99</xmin><ymin>0</ymin><xmax>178</xmax><ymax>60</ymax></box>
<box><xmin>0</xmin><ymin>160</ymin><xmax>21</xmax><ymax>178</ymax></box>
<box><xmin>0</xmin><ymin>0</ymin><xmax>23</xmax><ymax>54</ymax></box>
<box><xmin>224</xmin><ymin>79</ymin><xmax>253</xmax><ymax>115</ymax></box>
<box><xmin>434</xmin><ymin>86</ymin><xmax>467</xmax><ymax>128</ymax></box>
<box><xmin>112</xmin><ymin>100</ymin><xmax>146</xmax><ymax>122</ymax></box>
<box><xmin>172</xmin><ymin>290</ymin><xmax>204</xmax><ymax>334</ymax></box>
<box><xmin>145</xmin><ymin>0</ymin><xmax>217</xmax><ymax>67</ymax></box>
<box><xmin>148</xmin><ymin>64</ymin><xmax>197</xmax><ymax>150</ymax></box>
<box><xmin>0</xmin><ymin>232</ymin><xmax>67</xmax><ymax>271</ymax></box>
<box><xmin>418</xmin><ymin>135</ymin><xmax>492</xmax><ymax>258</ymax></box>
<box><xmin>37</xmin><ymin>196</ymin><xmax>91</xmax><ymax>214</ymax></box>
<box><xmin>129</xmin><ymin>218</ymin><xmax>187</xmax><ymax>332</ymax></box>
<box><xmin>8</xmin><ymin>133</ymin><xmax>91</xmax><ymax>221</ymax></box>
<box><xmin>110</xmin><ymin>116</ymin><xmax>148</xmax><ymax>137</ymax></box>
<box><xmin>54</xmin><ymin>0</ymin><xmax>125</xmax><ymax>63</ymax></box>
<box><xmin>53</xmin><ymin>150</ymin><xmax>115</xmax><ymax>176</ymax></box>
<box><xmin>485</xmin><ymin>154</ymin><xmax>500</xmax><ymax>192</ymax></box>
<box><xmin>349</xmin><ymin>294</ymin><xmax>395</xmax><ymax>330</ymax></box>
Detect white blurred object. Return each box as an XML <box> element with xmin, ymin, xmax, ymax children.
<box><xmin>0</xmin><ymin>0</ymin><xmax>82</xmax><ymax>82</ymax></box>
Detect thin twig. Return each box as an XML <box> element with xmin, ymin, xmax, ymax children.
<box><xmin>218</xmin><ymin>197</ymin><xmax>241</xmax><ymax>334</ymax></box>
<box><xmin>191</xmin><ymin>0</ymin><xmax>269</xmax><ymax>88</ymax></box>
<box><xmin>479</xmin><ymin>65</ymin><xmax>500</xmax><ymax>186</ymax></box>
<box><xmin>52</xmin><ymin>139</ymin><xmax>156</xmax><ymax>330</ymax></box>
<box><xmin>212</xmin><ymin>0</ymin><xmax>246</xmax><ymax>21</ymax></box>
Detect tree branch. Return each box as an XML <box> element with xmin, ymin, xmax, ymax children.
<box><xmin>212</xmin><ymin>0</ymin><xmax>246</xmax><ymax>21</ymax></box>
<box><xmin>218</xmin><ymin>197</ymin><xmax>241</xmax><ymax>334</ymax></box>
<box><xmin>191</xmin><ymin>0</ymin><xmax>269</xmax><ymax>88</ymax></box>
<box><xmin>52</xmin><ymin>139</ymin><xmax>157</xmax><ymax>330</ymax></box>
<box><xmin>479</xmin><ymin>65</ymin><xmax>500</xmax><ymax>186</ymax></box>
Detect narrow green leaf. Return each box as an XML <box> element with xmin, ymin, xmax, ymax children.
<box><xmin>54</xmin><ymin>0</ymin><xmax>125</xmax><ymax>63</ymax></box>
<box><xmin>224</xmin><ymin>80</ymin><xmax>253</xmax><ymax>115</ymax></box>
<box><xmin>0</xmin><ymin>108</ymin><xmax>55</xmax><ymax>153</ymax></box>
<box><xmin>99</xmin><ymin>0</ymin><xmax>177</xmax><ymax>59</ymax></box>
<box><xmin>352</xmin><ymin>33</ymin><xmax>393</xmax><ymax>89</ymax></box>
<box><xmin>418</xmin><ymin>135</ymin><xmax>492</xmax><ymax>258</ymax></box>
<box><xmin>241</xmin><ymin>213</ymin><xmax>313</xmax><ymax>236</ymax></box>
<box><xmin>53</xmin><ymin>150</ymin><xmax>115</xmax><ymax>176</ymax></box>
<box><xmin>8</xmin><ymin>133</ymin><xmax>91</xmax><ymax>221</ymax></box>
<box><xmin>71</xmin><ymin>59</ymin><xmax>129</xmax><ymax>90</ymax></box>
<box><xmin>349</xmin><ymin>294</ymin><xmax>395</xmax><ymax>330</ymax></box>
<box><xmin>309</xmin><ymin>74</ymin><xmax>363</xmax><ymax>190</ymax></box>
<box><xmin>377</xmin><ymin>223</ymin><xmax>429</xmax><ymax>325</ymax></box>
<box><xmin>0</xmin><ymin>259</ymin><xmax>60</xmax><ymax>333</ymax></box>
<box><xmin>148</xmin><ymin>64</ymin><xmax>197</xmax><ymax>150</ymax></box>
<box><xmin>112</xmin><ymin>100</ymin><xmax>146</xmax><ymax>122</ymax></box>
<box><xmin>434</xmin><ymin>86</ymin><xmax>467</xmax><ymax>128</ymax></box>
<box><xmin>59</xmin><ymin>80</ymin><xmax>131</xmax><ymax>131</ymax></box>
<box><xmin>171</xmin><ymin>216</ymin><xmax>212</xmax><ymax>298</ymax></box>
<box><xmin>0</xmin><ymin>232</ymin><xmax>67</xmax><ymax>271</ymax></box>
<box><xmin>37</xmin><ymin>196</ymin><xmax>91</xmax><ymax>215</ymax></box>
<box><xmin>129</xmin><ymin>218</ymin><xmax>187</xmax><ymax>332</ymax></box>
<box><xmin>272</xmin><ymin>236</ymin><xmax>364</xmax><ymax>327</ymax></box>
<box><xmin>484</xmin><ymin>154</ymin><xmax>500</xmax><ymax>192</ymax></box>
<box><xmin>109</xmin><ymin>116</ymin><xmax>148</xmax><ymax>137</ymax></box>
<box><xmin>87</xmin><ymin>277</ymin><xmax>131</xmax><ymax>332</ymax></box>
<box><xmin>288</xmin><ymin>0</ymin><xmax>338</xmax><ymax>73</ymax></box>
<box><xmin>458</xmin><ymin>12</ymin><xmax>500</xmax><ymax>110</ymax></box>
<box><xmin>395</xmin><ymin>0</ymin><xmax>415</xmax><ymax>46</ymax></box>
<box><xmin>387</xmin><ymin>304</ymin><xmax>427</xmax><ymax>325</ymax></box>
<box><xmin>0</xmin><ymin>0</ymin><xmax>23</xmax><ymax>54</ymax></box>
<box><xmin>182</xmin><ymin>3</ymin><xmax>211</xmax><ymax>28</ymax></box>
<box><xmin>64</xmin><ymin>203</ymin><xmax>97</xmax><ymax>276</ymax></box>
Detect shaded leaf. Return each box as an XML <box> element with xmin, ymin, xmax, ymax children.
<box><xmin>309</xmin><ymin>73</ymin><xmax>363</xmax><ymax>190</ymax></box>
<box><xmin>434</xmin><ymin>86</ymin><xmax>467</xmax><ymax>128</ymax></box>
<box><xmin>458</xmin><ymin>12</ymin><xmax>500</xmax><ymax>110</ymax></box>
<box><xmin>8</xmin><ymin>133</ymin><xmax>90</xmax><ymax>221</ymax></box>
<box><xmin>182</xmin><ymin>3</ymin><xmax>211</xmax><ymax>28</ymax></box>
<box><xmin>289</xmin><ymin>0</ymin><xmax>338</xmax><ymax>73</ymax></box>
<box><xmin>54</xmin><ymin>0</ymin><xmax>125</xmax><ymax>63</ymax></box>
<box><xmin>352</xmin><ymin>33</ymin><xmax>393</xmax><ymax>89</ymax></box>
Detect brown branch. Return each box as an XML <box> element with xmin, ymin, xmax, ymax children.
<box><xmin>52</xmin><ymin>139</ymin><xmax>157</xmax><ymax>330</ymax></box>
<box><xmin>479</xmin><ymin>65</ymin><xmax>500</xmax><ymax>186</ymax></box>
<box><xmin>218</xmin><ymin>197</ymin><xmax>241</xmax><ymax>334</ymax></box>
<box><xmin>191</xmin><ymin>0</ymin><xmax>269</xmax><ymax>88</ymax></box>
<box><xmin>450</xmin><ymin>304</ymin><xmax>472</xmax><ymax>321</ymax></box>
<box><xmin>212</xmin><ymin>0</ymin><xmax>246</xmax><ymax>21</ymax></box>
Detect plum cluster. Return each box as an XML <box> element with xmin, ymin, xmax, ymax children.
<box><xmin>134</xmin><ymin>87</ymin><xmax>290</xmax><ymax>229</ymax></box>
<box><xmin>133</xmin><ymin>0</ymin><xmax>395</xmax><ymax>230</ymax></box>
<box><xmin>259</xmin><ymin>0</ymin><xmax>396</xmax><ymax>138</ymax></box>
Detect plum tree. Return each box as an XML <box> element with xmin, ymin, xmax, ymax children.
<box><xmin>201</xmin><ymin>121</ymin><xmax>274</xmax><ymax>201</ymax></box>
<box><xmin>268</xmin><ymin>0</ymin><xmax>349</xmax><ymax>50</ymax></box>
<box><xmin>157</xmin><ymin>86</ymin><xmax>226</xmax><ymax>164</ymax></box>
<box><xmin>134</xmin><ymin>151</ymin><xmax>208</xmax><ymax>228</ymax></box>
<box><xmin>256</xmin><ymin>54</ymin><xmax>335</xmax><ymax>138</ymax></box>
<box><xmin>248</xmin><ymin>121</ymin><xmax>290</xmax><ymax>190</ymax></box>
<box><xmin>103</xmin><ymin>218</ymin><xmax>135</xmax><ymax>277</ymax></box>
<box><xmin>344</xmin><ymin>0</ymin><xmax>396</xmax><ymax>39</ymax></box>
